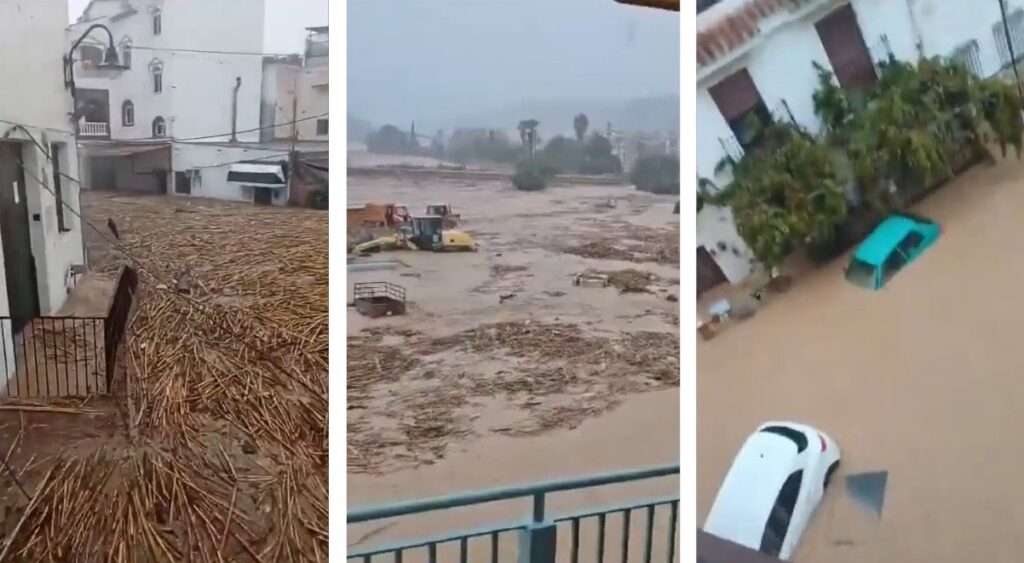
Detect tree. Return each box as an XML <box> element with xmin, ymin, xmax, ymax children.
<box><xmin>573</xmin><ymin>113</ymin><xmax>589</xmax><ymax>142</ymax></box>
<box><xmin>517</xmin><ymin>119</ymin><xmax>540</xmax><ymax>157</ymax></box>
<box><xmin>540</xmin><ymin>135</ymin><xmax>584</xmax><ymax>173</ymax></box>
<box><xmin>366</xmin><ymin>124</ymin><xmax>414</xmax><ymax>155</ymax></box>
<box><xmin>512</xmin><ymin>159</ymin><xmax>553</xmax><ymax>191</ymax></box>
<box><xmin>580</xmin><ymin>133</ymin><xmax>623</xmax><ymax>175</ymax></box>
<box><xmin>631</xmin><ymin>154</ymin><xmax>679</xmax><ymax>194</ymax></box>
<box><xmin>703</xmin><ymin>123</ymin><xmax>848</xmax><ymax>270</ymax></box>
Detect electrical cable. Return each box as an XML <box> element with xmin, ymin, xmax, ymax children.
<box><xmin>8</xmin><ymin>124</ymin><xmax>324</xmax><ymax>399</ymax></box>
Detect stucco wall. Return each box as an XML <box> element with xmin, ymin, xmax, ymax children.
<box><xmin>694</xmin><ymin>0</ymin><xmax>1024</xmax><ymax>285</ymax></box>
<box><xmin>171</xmin><ymin>144</ymin><xmax>289</xmax><ymax>205</ymax></box>
<box><xmin>0</xmin><ymin>0</ymin><xmax>84</xmax><ymax>325</ymax></box>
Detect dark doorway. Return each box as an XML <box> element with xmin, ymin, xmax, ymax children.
<box><xmin>697</xmin><ymin>245</ymin><xmax>728</xmax><ymax>297</ymax></box>
<box><xmin>254</xmin><ymin>187</ymin><xmax>274</xmax><ymax>205</ymax></box>
<box><xmin>0</xmin><ymin>143</ymin><xmax>40</xmax><ymax>331</ymax></box>
<box><xmin>90</xmin><ymin>157</ymin><xmax>116</xmax><ymax>190</ymax></box>
<box><xmin>816</xmin><ymin>4</ymin><xmax>876</xmax><ymax>90</ymax></box>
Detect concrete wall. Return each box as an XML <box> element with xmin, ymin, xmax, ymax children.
<box><xmin>296</xmin><ymin>68</ymin><xmax>328</xmax><ymax>141</ymax></box>
<box><xmin>171</xmin><ymin>143</ymin><xmax>289</xmax><ymax>205</ymax></box>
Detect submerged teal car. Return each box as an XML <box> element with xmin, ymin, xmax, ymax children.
<box><xmin>845</xmin><ymin>212</ymin><xmax>941</xmax><ymax>290</ymax></box>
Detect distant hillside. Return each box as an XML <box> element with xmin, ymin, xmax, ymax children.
<box><xmin>421</xmin><ymin>95</ymin><xmax>680</xmax><ymax>137</ymax></box>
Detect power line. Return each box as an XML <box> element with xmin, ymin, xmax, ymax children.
<box><xmin>10</xmin><ymin>135</ymin><xmax>323</xmax><ymax>399</ymax></box>
<box><xmin>132</xmin><ymin>45</ymin><xmax>301</xmax><ymax>58</ymax></box>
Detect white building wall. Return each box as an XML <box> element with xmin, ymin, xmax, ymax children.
<box><xmin>695</xmin><ymin>0</ymin><xmax>1024</xmax><ymax>285</ymax></box>
<box><xmin>0</xmin><ymin>0</ymin><xmax>86</xmax><ymax>386</ymax></box>
<box><xmin>172</xmin><ymin>144</ymin><xmax>289</xmax><ymax>205</ymax></box>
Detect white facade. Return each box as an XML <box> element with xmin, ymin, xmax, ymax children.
<box><xmin>696</xmin><ymin>0</ymin><xmax>1024</xmax><ymax>284</ymax></box>
<box><xmin>70</xmin><ymin>0</ymin><xmax>281</xmax><ymax>203</ymax></box>
<box><xmin>261</xmin><ymin>27</ymin><xmax>329</xmax><ymax>144</ymax></box>
<box><xmin>0</xmin><ymin>0</ymin><xmax>86</xmax><ymax>383</ymax></box>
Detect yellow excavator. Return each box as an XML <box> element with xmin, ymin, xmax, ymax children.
<box><xmin>353</xmin><ymin>215</ymin><xmax>478</xmax><ymax>254</ymax></box>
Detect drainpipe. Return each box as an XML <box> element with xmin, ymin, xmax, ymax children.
<box><xmin>230</xmin><ymin>76</ymin><xmax>242</xmax><ymax>142</ymax></box>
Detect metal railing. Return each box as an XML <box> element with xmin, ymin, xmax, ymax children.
<box><xmin>0</xmin><ymin>316</ymin><xmax>106</xmax><ymax>397</ymax></box>
<box><xmin>79</xmin><ymin>121</ymin><xmax>109</xmax><ymax>137</ymax></box>
<box><xmin>0</xmin><ymin>266</ymin><xmax>138</xmax><ymax>398</ymax></box>
<box><xmin>353</xmin><ymin>281</ymin><xmax>406</xmax><ymax>303</ymax></box>
<box><xmin>348</xmin><ymin>465</ymin><xmax>679</xmax><ymax>563</ymax></box>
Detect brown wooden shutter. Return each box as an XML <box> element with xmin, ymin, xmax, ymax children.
<box><xmin>815</xmin><ymin>4</ymin><xmax>876</xmax><ymax>89</ymax></box>
<box><xmin>708</xmin><ymin>69</ymin><xmax>762</xmax><ymax>122</ymax></box>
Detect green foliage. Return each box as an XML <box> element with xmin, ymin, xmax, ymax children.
<box><xmin>580</xmin><ymin>134</ymin><xmax>623</xmax><ymax>175</ymax></box>
<box><xmin>448</xmin><ymin>129</ymin><xmax>520</xmax><ymax>164</ymax></box>
<box><xmin>366</xmin><ymin>125</ymin><xmax>422</xmax><ymax>155</ymax></box>
<box><xmin>712</xmin><ymin>123</ymin><xmax>848</xmax><ymax>269</ymax></box>
<box><xmin>540</xmin><ymin>135</ymin><xmax>584</xmax><ymax>173</ymax></box>
<box><xmin>631</xmin><ymin>154</ymin><xmax>680</xmax><ymax>194</ymax></box>
<box><xmin>512</xmin><ymin>159</ymin><xmax>553</xmax><ymax>191</ymax></box>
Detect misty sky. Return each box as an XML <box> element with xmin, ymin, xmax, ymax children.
<box><xmin>348</xmin><ymin>0</ymin><xmax>679</xmax><ymax>125</ymax></box>
<box><xmin>68</xmin><ymin>0</ymin><xmax>328</xmax><ymax>53</ymax></box>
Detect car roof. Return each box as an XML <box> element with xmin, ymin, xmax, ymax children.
<box><xmin>853</xmin><ymin>215</ymin><xmax>916</xmax><ymax>265</ymax></box>
<box><xmin>704</xmin><ymin>430</ymin><xmax>802</xmax><ymax>546</ymax></box>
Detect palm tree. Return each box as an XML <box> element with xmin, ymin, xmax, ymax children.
<box><xmin>573</xmin><ymin>113</ymin><xmax>589</xmax><ymax>142</ymax></box>
<box><xmin>517</xmin><ymin>119</ymin><xmax>540</xmax><ymax>157</ymax></box>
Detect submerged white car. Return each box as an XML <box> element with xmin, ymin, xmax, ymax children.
<box><xmin>704</xmin><ymin>422</ymin><xmax>841</xmax><ymax>560</ymax></box>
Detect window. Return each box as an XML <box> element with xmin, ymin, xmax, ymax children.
<box><xmin>993</xmin><ymin>9</ymin><xmax>1024</xmax><ymax>67</ymax></box>
<box><xmin>122</xmin><ymin>100</ymin><xmax>135</xmax><ymax>127</ymax></box>
<box><xmin>816</xmin><ymin>5</ymin><xmax>877</xmax><ymax>90</ymax></box>
<box><xmin>845</xmin><ymin>257</ymin><xmax>878</xmax><ymax>289</ymax></box>
<box><xmin>150</xmin><ymin>59</ymin><xmax>163</xmax><ymax>93</ymax></box>
<box><xmin>51</xmin><ymin>144</ymin><xmax>69</xmax><ymax>232</ymax></box>
<box><xmin>760</xmin><ymin>426</ymin><xmax>808</xmax><ymax>453</ymax></box>
<box><xmin>759</xmin><ymin>470</ymin><xmax>803</xmax><ymax>556</ymax></box>
<box><xmin>951</xmin><ymin>40</ymin><xmax>983</xmax><ymax>77</ymax></box>
<box><xmin>79</xmin><ymin>45</ymin><xmax>103</xmax><ymax>69</ymax></box>
<box><xmin>152</xmin><ymin>116</ymin><xmax>166</xmax><ymax>138</ymax></box>
<box><xmin>708</xmin><ymin>69</ymin><xmax>773</xmax><ymax>150</ymax></box>
<box><xmin>316</xmin><ymin>119</ymin><xmax>329</xmax><ymax>136</ymax></box>
<box><xmin>882</xmin><ymin>248</ymin><xmax>909</xmax><ymax>281</ymax></box>
<box><xmin>120</xmin><ymin>38</ymin><xmax>133</xmax><ymax>69</ymax></box>
<box><xmin>153</xmin><ymin>10</ymin><xmax>162</xmax><ymax>35</ymax></box>
<box><xmin>897</xmin><ymin>231</ymin><xmax>925</xmax><ymax>255</ymax></box>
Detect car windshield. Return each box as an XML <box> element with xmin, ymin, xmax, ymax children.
<box><xmin>845</xmin><ymin>257</ymin><xmax>877</xmax><ymax>289</ymax></box>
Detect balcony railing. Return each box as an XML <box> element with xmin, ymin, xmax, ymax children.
<box><xmin>79</xmin><ymin>121</ymin><xmax>110</xmax><ymax>137</ymax></box>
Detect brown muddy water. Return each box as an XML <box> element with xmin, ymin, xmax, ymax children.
<box><xmin>699</xmin><ymin>156</ymin><xmax>1024</xmax><ymax>562</ymax></box>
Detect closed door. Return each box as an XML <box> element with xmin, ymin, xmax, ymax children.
<box><xmin>0</xmin><ymin>143</ymin><xmax>40</xmax><ymax>330</ymax></box>
<box><xmin>697</xmin><ymin>246</ymin><xmax>728</xmax><ymax>297</ymax></box>
<box><xmin>816</xmin><ymin>4</ymin><xmax>876</xmax><ymax>89</ymax></box>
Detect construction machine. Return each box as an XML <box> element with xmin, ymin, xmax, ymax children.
<box><xmin>352</xmin><ymin>215</ymin><xmax>478</xmax><ymax>254</ymax></box>
<box><xmin>347</xmin><ymin>203</ymin><xmax>411</xmax><ymax>251</ymax></box>
<box><xmin>425</xmin><ymin>204</ymin><xmax>461</xmax><ymax>228</ymax></box>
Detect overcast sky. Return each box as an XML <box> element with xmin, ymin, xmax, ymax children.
<box><xmin>67</xmin><ymin>0</ymin><xmax>328</xmax><ymax>53</ymax></box>
<box><xmin>348</xmin><ymin>0</ymin><xmax>679</xmax><ymax>125</ymax></box>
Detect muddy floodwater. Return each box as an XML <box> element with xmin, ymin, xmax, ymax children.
<box><xmin>699</xmin><ymin>156</ymin><xmax>1024</xmax><ymax>562</ymax></box>
<box><xmin>346</xmin><ymin>163</ymin><xmax>680</xmax><ymax>558</ymax></box>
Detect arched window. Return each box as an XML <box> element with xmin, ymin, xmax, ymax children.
<box><xmin>119</xmin><ymin>37</ymin><xmax>132</xmax><ymax>69</ymax></box>
<box><xmin>122</xmin><ymin>100</ymin><xmax>135</xmax><ymax>127</ymax></box>
<box><xmin>149</xmin><ymin>59</ymin><xmax>163</xmax><ymax>93</ymax></box>
<box><xmin>152</xmin><ymin>9</ymin><xmax>162</xmax><ymax>35</ymax></box>
<box><xmin>152</xmin><ymin>116</ymin><xmax>166</xmax><ymax>138</ymax></box>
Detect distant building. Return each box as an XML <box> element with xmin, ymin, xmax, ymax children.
<box><xmin>69</xmin><ymin>0</ymin><xmax>299</xmax><ymax>206</ymax></box>
<box><xmin>260</xmin><ymin>26</ymin><xmax>330</xmax><ymax>144</ymax></box>
<box><xmin>0</xmin><ymin>0</ymin><xmax>87</xmax><ymax>378</ymax></box>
